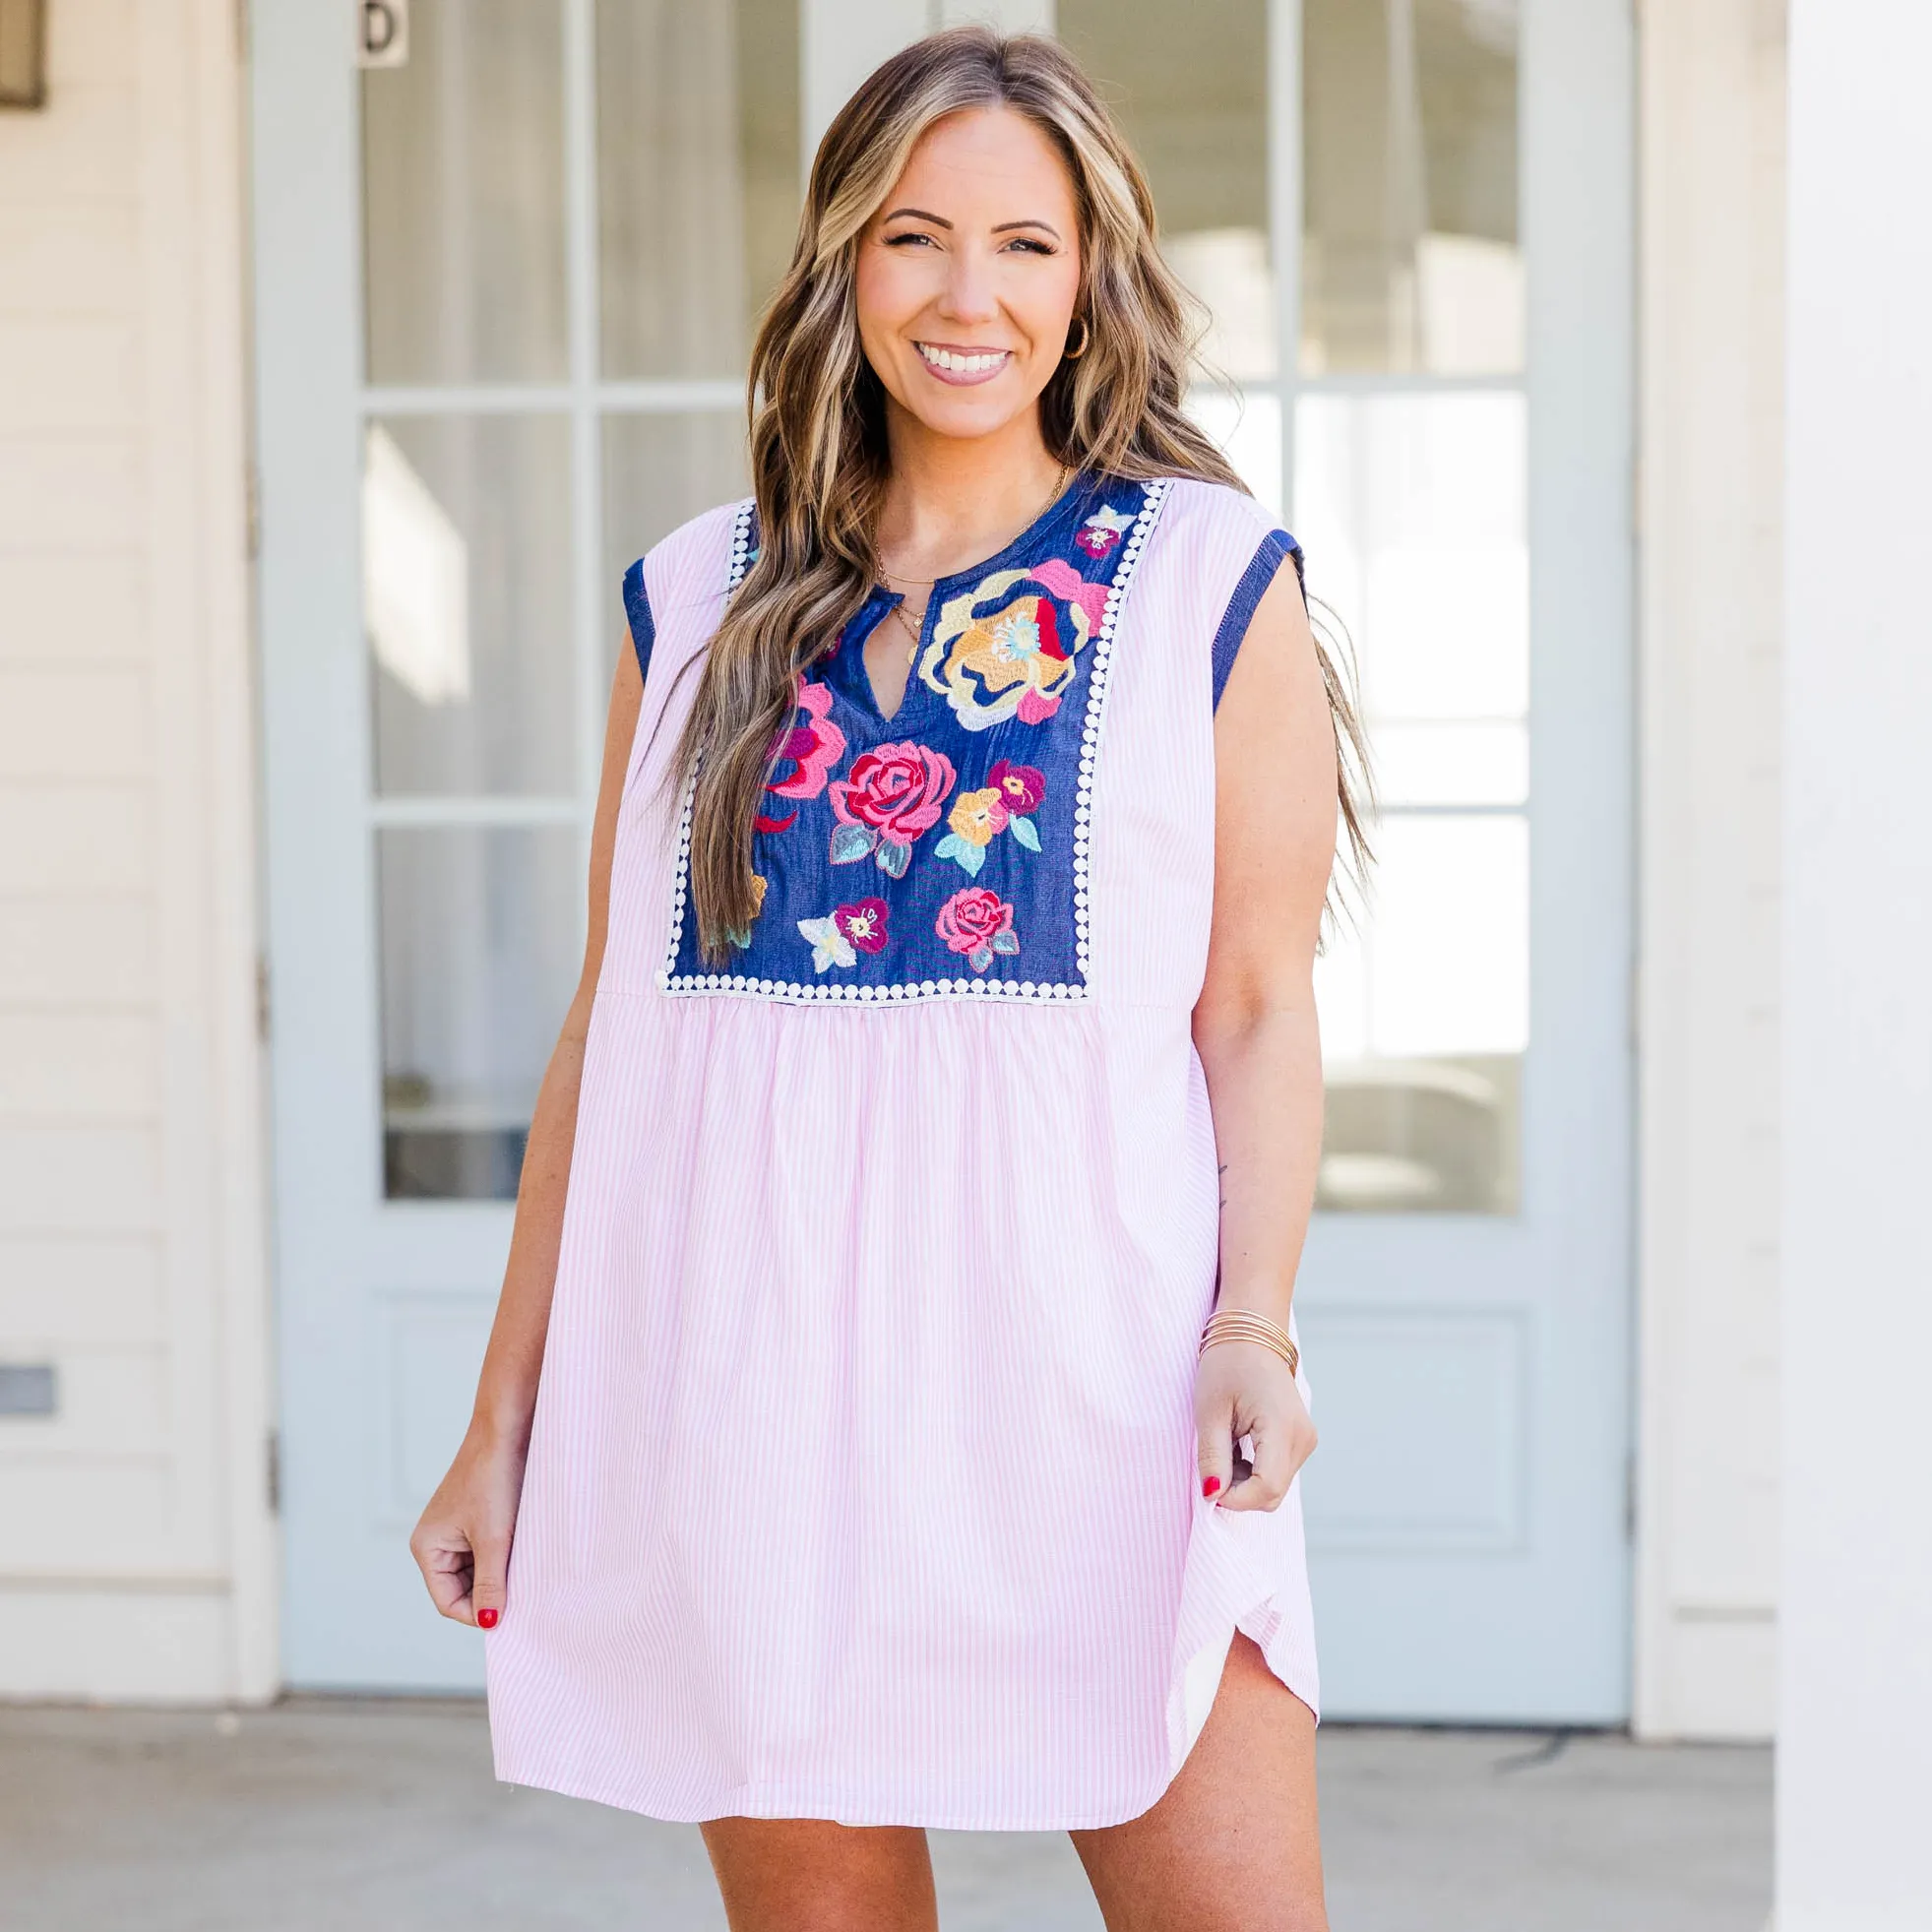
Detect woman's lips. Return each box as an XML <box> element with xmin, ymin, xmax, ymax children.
<box><xmin>914</xmin><ymin>342</ymin><xmax>1014</xmax><ymax>387</ymax></box>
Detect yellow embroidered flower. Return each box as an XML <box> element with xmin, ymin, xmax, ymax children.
<box><xmin>947</xmin><ymin>787</ymin><xmax>1009</xmax><ymax>847</ymax></box>
<box><xmin>922</xmin><ymin>565</ymin><xmax>1097</xmax><ymax>731</ymax></box>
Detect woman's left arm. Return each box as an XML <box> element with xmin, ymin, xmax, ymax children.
<box><xmin>1192</xmin><ymin>563</ymin><xmax>1340</xmax><ymax>1511</ymax></box>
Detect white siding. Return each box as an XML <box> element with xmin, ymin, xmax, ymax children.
<box><xmin>0</xmin><ymin>0</ymin><xmax>274</xmax><ymax>1701</ymax></box>
<box><xmin>1634</xmin><ymin>0</ymin><xmax>1786</xmax><ymax>1741</ymax></box>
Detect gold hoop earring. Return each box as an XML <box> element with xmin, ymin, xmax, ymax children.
<box><xmin>1065</xmin><ymin>316</ymin><xmax>1091</xmax><ymax>361</ymax></box>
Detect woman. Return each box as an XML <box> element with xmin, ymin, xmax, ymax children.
<box><xmin>412</xmin><ymin>28</ymin><xmax>1364</xmax><ymax>1931</ymax></box>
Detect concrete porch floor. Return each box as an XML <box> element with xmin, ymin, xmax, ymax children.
<box><xmin>0</xmin><ymin>1699</ymin><xmax>1771</xmax><ymax>1930</ymax></box>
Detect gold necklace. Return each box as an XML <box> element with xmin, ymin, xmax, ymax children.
<box><xmin>880</xmin><ymin>461</ymin><xmax>1072</xmax><ymax>668</ymax></box>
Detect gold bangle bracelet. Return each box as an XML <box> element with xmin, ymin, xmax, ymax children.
<box><xmin>1199</xmin><ymin>1309</ymin><xmax>1299</xmax><ymax>1379</ymax></box>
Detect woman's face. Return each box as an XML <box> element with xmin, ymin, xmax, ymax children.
<box><xmin>854</xmin><ymin>105</ymin><xmax>1084</xmax><ymax>448</ymax></box>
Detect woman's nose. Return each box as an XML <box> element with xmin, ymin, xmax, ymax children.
<box><xmin>937</xmin><ymin>245</ymin><xmax>1001</xmax><ymax>324</ymax></box>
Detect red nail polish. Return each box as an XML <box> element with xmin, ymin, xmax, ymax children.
<box><xmin>1202</xmin><ymin>1476</ymin><xmax>1221</xmax><ymax>1498</ymax></box>
<box><xmin>476</xmin><ymin>1606</ymin><xmax>499</xmax><ymax>1629</ymax></box>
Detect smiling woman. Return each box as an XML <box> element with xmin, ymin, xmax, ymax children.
<box><xmin>410</xmin><ymin>26</ymin><xmax>1358</xmax><ymax>1932</ymax></box>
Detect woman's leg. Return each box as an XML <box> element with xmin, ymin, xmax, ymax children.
<box><xmin>699</xmin><ymin>1818</ymin><xmax>939</xmax><ymax>1932</ymax></box>
<box><xmin>1070</xmin><ymin>1634</ymin><xmax>1328</xmax><ymax>1932</ymax></box>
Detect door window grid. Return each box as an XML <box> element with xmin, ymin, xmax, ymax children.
<box><xmin>1270</xmin><ymin>0</ymin><xmax>1528</xmax><ymax>1215</ymax></box>
<box><xmin>361</xmin><ymin>0</ymin><xmax>782</xmax><ymax>1197</ymax></box>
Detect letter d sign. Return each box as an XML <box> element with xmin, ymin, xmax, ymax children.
<box><xmin>358</xmin><ymin>0</ymin><xmax>409</xmax><ymax>68</ymax></box>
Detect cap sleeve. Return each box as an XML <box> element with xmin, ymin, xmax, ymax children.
<box><xmin>622</xmin><ymin>556</ymin><xmax>656</xmax><ymax>685</ymax></box>
<box><xmin>1210</xmin><ymin>528</ymin><xmax>1305</xmax><ymax>710</ymax></box>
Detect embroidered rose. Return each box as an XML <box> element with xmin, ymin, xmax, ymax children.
<box><xmin>935</xmin><ymin>887</ymin><xmax>1020</xmax><ymax>973</ymax></box>
<box><xmin>834</xmin><ymin>898</ymin><xmax>889</xmax><ymax>955</ymax></box>
<box><xmin>934</xmin><ymin>766</ymin><xmax>1044</xmax><ymax>875</ymax></box>
<box><xmin>829</xmin><ymin>740</ymin><xmax>956</xmax><ymax>877</ymax></box>
<box><xmin>799</xmin><ymin>896</ymin><xmax>891</xmax><ymax>972</ymax></box>
<box><xmin>756</xmin><ymin>677</ymin><xmax>845</xmax><ymax>834</ymax></box>
<box><xmin>1075</xmin><ymin>504</ymin><xmax>1134</xmax><ymax>559</ymax></box>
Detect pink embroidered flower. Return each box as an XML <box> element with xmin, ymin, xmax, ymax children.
<box><xmin>833</xmin><ymin>898</ymin><xmax>890</xmax><ymax>955</ymax></box>
<box><xmin>756</xmin><ymin>678</ymin><xmax>845</xmax><ymax>834</ymax></box>
<box><xmin>829</xmin><ymin>741</ymin><xmax>956</xmax><ymax>877</ymax></box>
<box><xmin>987</xmin><ymin>760</ymin><xmax>1045</xmax><ymax>816</ymax></box>
<box><xmin>935</xmin><ymin>887</ymin><xmax>1020</xmax><ymax>974</ymax></box>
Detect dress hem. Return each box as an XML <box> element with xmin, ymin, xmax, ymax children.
<box><xmin>489</xmin><ymin>1611</ymin><xmax>1318</xmax><ymax>1835</ymax></box>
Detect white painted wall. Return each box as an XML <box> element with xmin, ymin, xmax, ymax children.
<box><xmin>0</xmin><ymin>0</ymin><xmax>274</xmax><ymax>1702</ymax></box>
<box><xmin>1779</xmin><ymin>2</ymin><xmax>1932</xmax><ymax>1922</ymax></box>
<box><xmin>1634</xmin><ymin>0</ymin><xmax>1785</xmax><ymax>1743</ymax></box>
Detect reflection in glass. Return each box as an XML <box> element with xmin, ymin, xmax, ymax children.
<box><xmin>1297</xmin><ymin>390</ymin><xmax>1529</xmax><ymax>1213</ymax></box>
<box><xmin>1302</xmin><ymin>0</ymin><xmax>1521</xmax><ymax>374</ymax></box>
<box><xmin>602</xmin><ymin>412</ymin><xmax>752</xmax><ymax>674</ymax></box>
<box><xmin>596</xmin><ymin>0</ymin><xmax>801</xmax><ymax>380</ymax></box>
<box><xmin>379</xmin><ymin>828</ymin><xmax>580</xmax><ymax>1200</ymax></box>
<box><xmin>1057</xmin><ymin>0</ymin><xmax>1273</xmax><ymax>379</ymax></box>
<box><xmin>362</xmin><ymin>0</ymin><xmax>567</xmax><ymax>384</ymax></box>
<box><xmin>365</xmin><ymin>417</ymin><xmax>574</xmax><ymax>796</ymax></box>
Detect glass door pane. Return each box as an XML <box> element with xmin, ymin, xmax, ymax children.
<box><xmin>364</xmin><ymin>415</ymin><xmax>576</xmax><ymax>797</ymax></box>
<box><xmin>1301</xmin><ymin>0</ymin><xmax>1522</xmax><ymax>374</ymax></box>
<box><xmin>596</xmin><ymin>0</ymin><xmax>801</xmax><ymax>379</ymax></box>
<box><xmin>361</xmin><ymin>0</ymin><xmax>569</xmax><ymax>383</ymax></box>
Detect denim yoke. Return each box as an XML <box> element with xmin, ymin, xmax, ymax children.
<box><xmin>622</xmin><ymin>474</ymin><xmax>1303</xmax><ymax>1007</ymax></box>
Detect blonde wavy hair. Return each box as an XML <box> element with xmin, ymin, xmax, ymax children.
<box><xmin>673</xmin><ymin>25</ymin><xmax>1368</xmax><ymax>963</ymax></box>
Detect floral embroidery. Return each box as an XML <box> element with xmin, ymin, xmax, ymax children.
<box><xmin>828</xmin><ymin>741</ymin><xmax>956</xmax><ymax>877</ymax></box>
<box><xmin>724</xmin><ymin>874</ymin><xmax>768</xmax><ymax>951</ymax></box>
<box><xmin>756</xmin><ymin>678</ymin><xmax>846</xmax><ymax>834</ymax></box>
<box><xmin>919</xmin><ymin>556</ymin><xmax>1112</xmax><ymax>730</ymax></box>
<box><xmin>1075</xmin><ymin>504</ymin><xmax>1135</xmax><ymax>560</ymax></box>
<box><xmin>936</xmin><ymin>887</ymin><xmax>1021</xmax><ymax>973</ymax></box>
<box><xmin>797</xmin><ymin>896</ymin><xmax>890</xmax><ymax>973</ymax></box>
<box><xmin>661</xmin><ymin>478</ymin><xmax>1174</xmax><ymax>1004</ymax></box>
<box><xmin>989</xmin><ymin>758</ymin><xmax>1045</xmax><ymax>819</ymax></box>
<box><xmin>933</xmin><ymin>761</ymin><xmax>1045</xmax><ymax>875</ymax></box>
<box><xmin>836</xmin><ymin>898</ymin><xmax>890</xmax><ymax>954</ymax></box>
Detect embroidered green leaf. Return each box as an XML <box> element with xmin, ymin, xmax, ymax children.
<box><xmin>829</xmin><ymin>823</ymin><xmax>874</xmax><ymax>865</ymax></box>
<box><xmin>876</xmin><ymin>838</ymin><xmax>911</xmax><ymax>879</ymax></box>
<box><xmin>991</xmin><ymin>928</ymin><xmax>1020</xmax><ymax>956</ymax></box>
<box><xmin>968</xmin><ymin>944</ymin><xmax>993</xmax><ymax>973</ymax></box>
<box><xmin>1009</xmin><ymin>814</ymin><xmax>1040</xmax><ymax>852</ymax></box>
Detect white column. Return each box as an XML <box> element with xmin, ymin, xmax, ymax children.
<box><xmin>1780</xmin><ymin>4</ymin><xmax>1932</xmax><ymax>1926</ymax></box>
<box><xmin>801</xmin><ymin>0</ymin><xmax>1058</xmax><ymax>166</ymax></box>
<box><xmin>801</xmin><ymin>0</ymin><xmax>930</xmax><ymax>162</ymax></box>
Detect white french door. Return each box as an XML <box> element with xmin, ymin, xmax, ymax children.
<box><xmin>252</xmin><ymin>0</ymin><xmax>1632</xmax><ymax>1714</ymax></box>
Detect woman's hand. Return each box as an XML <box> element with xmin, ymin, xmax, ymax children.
<box><xmin>409</xmin><ymin>1424</ymin><xmax>529</xmax><ymax>1629</ymax></box>
<box><xmin>1195</xmin><ymin>1337</ymin><xmax>1317</xmax><ymax>1511</ymax></box>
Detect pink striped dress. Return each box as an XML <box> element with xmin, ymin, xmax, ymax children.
<box><xmin>486</xmin><ymin>472</ymin><xmax>1318</xmax><ymax>1830</ymax></box>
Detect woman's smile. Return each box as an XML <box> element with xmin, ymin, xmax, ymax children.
<box><xmin>913</xmin><ymin>341</ymin><xmax>1016</xmax><ymax>384</ymax></box>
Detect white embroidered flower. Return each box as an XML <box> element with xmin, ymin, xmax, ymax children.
<box><xmin>797</xmin><ymin>915</ymin><xmax>856</xmax><ymax>973</ymax></box>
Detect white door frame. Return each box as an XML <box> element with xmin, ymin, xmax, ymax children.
<box><xmin>249</xmin><ymin>0</ymin><xmax>1633</xmax><ymax>1708</ymax></box>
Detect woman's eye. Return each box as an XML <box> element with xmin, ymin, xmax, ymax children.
<box><xmin>1003</xmin><ymin>238</ymin><xmax>1054</xmax><ymax>256</ymax></box>
<box><xmin>884</xmin><ymin>231</ymin><xmax>935</xmax><ymax>248</ymax></box>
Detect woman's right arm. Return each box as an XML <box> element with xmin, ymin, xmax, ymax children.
<box><xmin>408</xmin><ymin>641</ymin><xmax>645</xmax><ymax>1629</ymax></box>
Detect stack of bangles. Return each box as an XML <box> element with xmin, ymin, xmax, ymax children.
<box><xmin>1199</xmin><ymin>1307</ymin><xmax>1300</xmax><ymax>1379</ymax></box>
